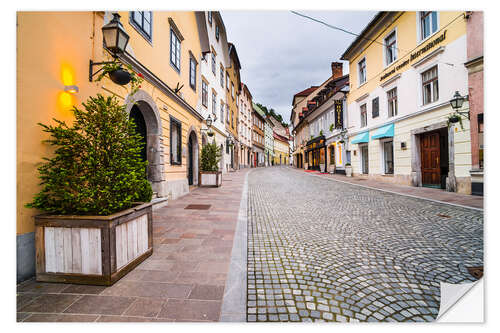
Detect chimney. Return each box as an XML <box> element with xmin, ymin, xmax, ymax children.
<box><xmin>331</xmin><ymin>62</ymin><xmax>343</xmax><ymax>79</ymax></box>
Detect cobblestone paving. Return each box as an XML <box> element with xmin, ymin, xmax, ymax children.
<box><xmin>246</xmin><ymin>167</ymin><xmax>483</xmax><ymax>322</ymax></box>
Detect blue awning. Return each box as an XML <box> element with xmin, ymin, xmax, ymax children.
<box><xmin>371</xmin><ymin>123</ymin><xmax>394</xmax><ymax>139</ymax></box>
<box><xmin>351</xmin><ymin>131</ymin><xmax>369</xmax><ymax>144</ymax></box>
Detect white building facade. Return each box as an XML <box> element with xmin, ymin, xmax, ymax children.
<box><xmin>238</xmin><ymin>83</ymin><xmax>253</xmax><ymax>168</ymax></box>
<box><xmin>197</xmin><ymin>11</ymin><xmax>231</xmax><ymax>173</ymax></box>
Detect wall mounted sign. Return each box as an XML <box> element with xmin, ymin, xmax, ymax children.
<box><xmin>380</xmin><ymin>30</ymin><xmax>447</xmax><ymax>82</ymax></box>
<box><xmin>334</xmin><ymin>100</ymin><xmax>343</xmax><ymax>129</ymax></box>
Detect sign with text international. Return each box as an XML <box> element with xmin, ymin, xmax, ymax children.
<box><xmin>334</xmin><ymin>100</ymin><xmax>343</xmax><ymax>129</ymax></box>
<box><xmin>380</xmin><ymin>30</ymin><xmax>447</xmax><ymax>82</ymax></box>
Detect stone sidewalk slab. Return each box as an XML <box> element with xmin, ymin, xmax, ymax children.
<box><xmin>17</xmin><ymin>169</ymin><xmax>250</xmax><ymax>322</ymax></box>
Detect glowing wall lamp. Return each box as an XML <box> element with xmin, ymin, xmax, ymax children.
<box><xmin>64</xmin><ymin>85</ymin><xmax>79</xmax><ymax>94</ymax></box>
<box><xmin>89</xmin><ymin>13</ymin><xmax>130</xmax><ymax>82</ymax></box>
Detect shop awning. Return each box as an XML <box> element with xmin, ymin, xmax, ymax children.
<box><xmin>371</xmin><ymin>123</ymin><xmax>394</xmax><ymax>139</ymax></box>
<box><xmin>351</xmin><ymin>131</ymin><xmax>369</xmax><ymax>144</ymax></box>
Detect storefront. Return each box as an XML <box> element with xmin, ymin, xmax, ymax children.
<box><xmin>305</xmin><ymin>135</ymin><xmax>326</xmax><ymax>172</ymax></box>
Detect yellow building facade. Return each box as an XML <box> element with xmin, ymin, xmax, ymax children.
<box><xmin>273</xmin><ymin>135</ymin><xmax>290</xmax><ymax>165</ymax></box>
<box><xmin>17</xmin><ymin>11</ymin><xmax>209</xmax><ymax>281</ymax></box>
<box><xmin>342</xmin><ymin>11</ymin><xmax>471</xmax><ymax>193</ymax></box>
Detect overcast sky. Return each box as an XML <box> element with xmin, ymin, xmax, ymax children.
<box><xmin>220</xmin><ymin>10</ymin><xmax>376</xmax><ymax>123</ymax></box>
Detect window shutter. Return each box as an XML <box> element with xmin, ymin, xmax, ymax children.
<box><xmin>372</xmin><ymin>97</ymin><xmax>379</xmax><ymax>118</ymax></box>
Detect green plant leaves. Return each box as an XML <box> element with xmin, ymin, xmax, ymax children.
<box><xmin>26</xmin><ymin>94</ymin><xmax>152</xmax><ymax>216</ymax></box>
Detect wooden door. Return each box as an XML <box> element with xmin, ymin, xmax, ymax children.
<box><xmin>421</xmin><ymin>132</ymin><xmax>441</xmax><ymax>187</ymax></box>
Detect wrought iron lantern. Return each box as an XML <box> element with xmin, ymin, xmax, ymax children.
<box><xmin>102</xmin><ymin>13</ymin><xmax>130</xmax><ymax>56</ymax></box>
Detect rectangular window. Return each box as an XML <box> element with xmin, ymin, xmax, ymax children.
<box><xmin>385</xmin><ymin>31</ymin><xmax>397</xmax><ymax>65</ymax></box>
<box><xmin>130</xmin><ymin>11</ymin><xmax>152</xmax><ymax>41</ymax></box>
<box><xmin>170</xmin><ymin>117</ymin><xmax>182</xmax><ymax>165</ymax></box>
<box><xmin>211</xmin><ymin>52</ymin><xmax>216</xmax><ymax>75</ymax></box>
<box><xmin>360</xmin><ymin>104</ymin><xmax>367</xmax><ymax>127</ymax></box>
<box><xmin>422</xmin><ymin>66</ymin><xmax>438</xmax><ymax>105</ymax></box>
<box><xmin>189</xmin><ymin>56</ymin><xmax>196</xmax><ymax>90</ymax></box>
<box><xmin>384</xmin><ymin>141</ymin><xmax>394</xmax><ymax>174</ymax></box>
<box><xmin>170</xmin><ymin>29</ymin><xmax>181</xmax><ymax>72</ymax></box>
<box><xmin>202</xmin><ymin>81</ymin><xmax>208</xmax><ymax>107</ymax></box>
<box><xmin>329</xmin><ymin>146</ymin><xmax>335</xmax><ymax>165</ymax></box>
<box><xmin>226</xmin><ymin>72</ymin><xmax>230</xmax><ymax>91</ymax></box>
<box><xmin>231</xmin><ymin>111</ymin><xmax>234</xmax><ymax>128</ymax></box>
<box><xmin>215</xmin><ymin>25</ymin><xmax>220</xmax><ymax>41</ymax></box>
<box><xmin>220</xmin><ymin>65</ymin><xmax>224</xmax><ymax>88</ymax></box>
<box><xmin>420</xmin><ymin>11</ymin><xmax>438</xmax><ymax>41</ymax></box>
<box><xmin>220</xmin><ymin>100</ymin><xmax>224</xmax><ymax>122</ymax></box>
<box><xmin>231</xmin><ymin>82</ymin><xmax>234</xmax><ymax>99</ymax></box>
<box><xmin>207</xmin><ymin>11</ymin><xmax>212</xmax><ymax>25</ymax></box>
<box><xmin>372</xmin><ymin>97</ymin><xmax>379</xmax><ymax>118</ymax></box>
<box><xmin>358</xmin><ymin>58</ymin><xmax>366</xmax><ymax>85</ymax></box>
<box><xmin>212</xmin><ymin>92</ymin><xmax>217</xmax><ymax>115</ymax></box>
<box><xmin>387</xmin><ymin>88</ymin><xmax>398</xmax><ymax>117</ymax></box>
<box><xmin>226</xmin><ymin>104</ymin><xmax>230</xmax><ymax>124</ymax></box>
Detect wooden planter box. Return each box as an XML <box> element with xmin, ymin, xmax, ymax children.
<box><xmin>199</xmin><ymin>171</ymin><xmax>222</xmax><ymax>187</ymax></box>
<box><xmin>34</xmin><ymin>202</ymin><xmax>153</xmax><ymax>286</ymax></box>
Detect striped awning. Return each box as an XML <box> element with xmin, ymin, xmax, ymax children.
<box><xmin>351</xmin><ymin>131</ymin><xmax>369</xmax><ymax>144</ymax></box>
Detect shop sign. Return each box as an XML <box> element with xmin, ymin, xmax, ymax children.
<box><xmin>334</xmin><ymin>100</ymin><xmax>343</xmax><ymax>129</ymax></box>
<box><xmin>380</xmin><ymin>30</ymin><xmax>447</xmax><ymax>82</ymax></box>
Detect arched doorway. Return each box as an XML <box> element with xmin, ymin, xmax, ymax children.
<box><xmin>130</xmin><ymin>105</ymin><xmax>148</xmax><ymax>165</ymax></box>
<box><xmin>124</xmin><ymin>90</ymin><xmax>165</xmax><ymax>197</ymax></box>
<box><xmin>187</xmin><ymin>130</ymin><xmax>199</xmax><ymax>186</ymax></box>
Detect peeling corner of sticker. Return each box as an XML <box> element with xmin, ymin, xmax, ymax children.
<box><xmin>436</xmin><ymin>279</ymin><xmax>483</xmax><ymax>322</ymax></box>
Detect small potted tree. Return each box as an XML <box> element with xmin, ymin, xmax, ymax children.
<box><xmin>26</xmin><ymin>94</ymin><xmax>153</xmax><ymax>286</ymax></box>
<box><xmin>199</xmin><ymin>139</ymin><xmax>223</xmax><ymax>187</ymax></box>
<box><xmin>345</xmin><ymin>162</ymin><xmax>353</xmax><ymax>177</ymax></box>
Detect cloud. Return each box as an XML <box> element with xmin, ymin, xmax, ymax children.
<box><xmin>221</xmin><ymin>10</ymin><xmax>376</xmax><ymax>122</ymax></box>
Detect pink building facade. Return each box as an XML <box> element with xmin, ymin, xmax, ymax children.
<box><xmin>465</xmin><ymin>11</ymin><xmax>484</xmax><ymax>195</ymax></box>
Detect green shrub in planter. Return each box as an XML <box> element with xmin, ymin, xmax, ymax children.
<box><xmin>200</xmin><ymin>140</ymin><xmax>222</xmax><ymax>172</ymax></box>
<box><xmin>26</xmin><ymin>94</ymin><xmax>152</xmax><ymax>216</ymax></box>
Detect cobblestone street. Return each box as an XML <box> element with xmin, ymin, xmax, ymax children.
<box><xmin>246</xmin><ymin>167</ymin><xmax>483</xmax><ymax>322</ymax></box>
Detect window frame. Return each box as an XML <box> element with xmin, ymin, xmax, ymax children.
<box><xmin>387</xmin><ymin>87</ymin><xmax>398</xmax><ymax>117</ymax></box>
<box><xmin>220</xmin><ymin>64</ymin><xmax>224</xmax><ymax>88</ymax></box>
<box><xmin>421</xmin><ymin>65</ymin><xmax>439</xmax><ymax>105</ymax></box>
<box><xmin>360</xmin><ymin>103</ymin><xmax>367</xmax><ymax>128</ymax></box>
<box><xmin>418</xmin><ymin>11</ymin><xmax>439</xmax><ymax>43</ymax></box>
<box><xmin>215</xmin><ymin>25</ymin><xmax>220</xmax><ymax>41</ymax></box>
<box><xmin>169</xmin><ymin>116</ymin><xmax>182</xmax><ymax>165</ymax></box>
<box><xmin>169</xmin><ymin>28</ymin><xmax>181</xmax><ymax>72</ymax></box>
<box><xmin>211</xmin><ymin>52</ymin><xmax>216</xmax><ymax>75</ymax></box>
<box><xmin>212</xmin><ymin>91</ymin><xmax>217</xmax><ymax>116</ymax></box>
<box><xmin>358</xmin><ymin>57</ymin><xmax>367</xmax><ymax>86</ymax></box>
<box><xmin>207</xmin><ymin>11</ymin><xmax>212</xmax><ymax>25</ymax></box>
<box><xmin>201</xmin><ymin>80</ymin><xmax>208</xmax><ymax>108</ymax></box>
<box><xmin>129</xmin><ymin>11</ymin><xmax>153</xmax><ymax>43</ymax></box>
<box><xmin>220</xmin><ymin>100</ymin><xmax>225</xmax><ymax>122</ymax></box>
<box><xmin>189</xmin><ymin>54</ymin><xmax>197</xmax><ymax>91</ymax></box>
<box><xmin>384</xmin><ymin>29</ymin><xmax>397</xmax><ymax>67</ymax></box>
<box><xmin>226</xmin><ymin>72</ymin><xmax>230</xmax><ymax>91</ymax></box>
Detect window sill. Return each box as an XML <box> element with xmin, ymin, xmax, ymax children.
<box><xmin>417</xmin><ymin>30</ymin><xmax>440</xmax><ymax>47</ymax></box>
